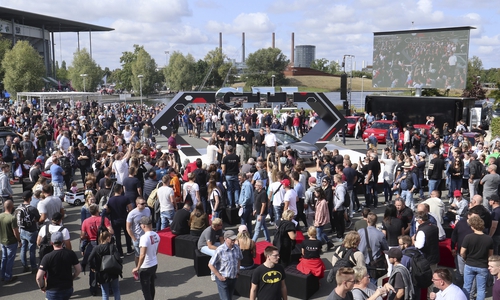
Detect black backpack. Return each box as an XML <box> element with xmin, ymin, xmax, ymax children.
<box><xmin>336</xmin><ymin>186</ymin><xmax>351</xmax><ymax>208</ymax></box>
<box><xmin>39</xmin><ymin>224</ymin><xmax>65</xmax><ymax>260</ymax></box>
<box><xmin>403</xmin><ymin>248</ymin><xmax>433</xmax><ymax>288</ymax></box>
<box><xmin>327</xmin><ymin>246</ymin><xmax>357</xmax><ymax>284</ymax></box>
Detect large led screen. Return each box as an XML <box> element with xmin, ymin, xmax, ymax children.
<box><xmin>373</xmin><ymin>27</ymin><xmax>471</xmax><ymax>89</ymax></box>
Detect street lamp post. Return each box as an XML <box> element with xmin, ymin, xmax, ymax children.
<box><xmin>361</xmin><ymin>75</ymin><xmax>367</xmax><ymax>106</ymax></box>
<box><xmin>271</xmin><ymin>75</ymin><xmax>275</xmax><ymax>87</ymax></box>
<box><xmin>138</xmin><ymin>75</ymin><xmax>144</xmax><ymax>107</ymax></box>
<box><xmin>80</xmin><ymin>74</ymin><xmax>88</xmax><ymax>92</ymax></box>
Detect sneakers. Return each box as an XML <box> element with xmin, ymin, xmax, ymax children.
<box><xmin>327</xmin><ymin>241</ymin><xmax>334</xmax><ymax>250</ymax></box>
<box><xmin>126</xmin><ymin>250</ymin><xmax>135</xmax><ymax>256</ymax></box>
<box><xmin>4</xmin><ymin>276</ymin><xmax>18</xmax><ymax>284</ymax></box>
<box><xmin>23</xmin><ymin>266</ymin><xmax>30</xmax><ymax>273</ymax></box>
<box><xmin>211</xmin><ymin>274</ymin><xmax>216</xmax><ymax>282</ymax></box>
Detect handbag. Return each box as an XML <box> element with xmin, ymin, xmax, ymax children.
<box><xmin>100</xmin><ymin>244</ymin><xmax>123</xmax><ymax>276</ymax></box>
<box><xmin>363</xmin><ymin>227</ymin><xmax>388</xmax><ymax>279</ymax></box>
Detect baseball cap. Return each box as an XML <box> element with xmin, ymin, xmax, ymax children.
<box><xmin>238</xmin><ymin>225</ymin><xmax>248</xmax><ymax>233</ymax></box>
<box><xmin>22</xmin><ymin>190</ymin><xmax>33</xmax><ymax>200</ymax></box>
<box><xmin>418</xmin><ymin>152</ymin><xmax>426</xmax><ymax>158</ymax></box>
<box><xmin>387</xmin><ymin>247</ymin><xmax>402</xmax><ymax>260</ymax></box>
<box><xmin>280</xmin><ymin>179</ymin><xmax>291</xmax><ymax>187</ymax></box>
<box><xmin>156</xmin><ymin>145</ymin><xmax>163</xmax><ymax>150</ymax></box>
<box><xmin>453</xmin><ymin>190</ymin><xmax>462</xmax><ymax>197</ymax></box>
<box><xmin>224</xmin><ymin>230</ymin><xmax>237</xmax><ymax>240</ymax></box>
<box><xmin>488</xmin><ymin>194</ymin><xmax>500</xmax><ymax>203</ymax></box>
<box><xmin>308</xmin><ymin>177</ymin><xmax>317</xmax><ymax>185</ymax></box>
<box><xmin>52</xmin><ymin>212</ymin><xmax>63</xmax><ymax>222</ymax></box>
<box><xmin>51</xmin><ymin>231</ymin><xmax>64</xmax><ymax>244</ymax></box>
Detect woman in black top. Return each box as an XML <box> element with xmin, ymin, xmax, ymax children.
<box><xmin>88</xmin><ymin>231</ymin><xmax>123</xmax><ymax>299</ymax></box>
<box><xmin>274</xmin><ymin>209</ymin><xmax>297</xmax><ymax>267</ymax></box>
<box><xmin>382</xmin><ymin>204</ymin><xmax>404</xmax><ymax>276</ymax></box>
<box><xmin>235</xmin><ymin>226</ymin><xmax>256</xmax><ymax>270</ymax></box>
<box><xmin>122</xmin><ymin>166</ymin><xmax>142</xmax><ymax>208</ymax></box>
<box><xmin>297</xmin><ymin>226</ymin><xmax>326</xmax><ymax>278</ymax></box>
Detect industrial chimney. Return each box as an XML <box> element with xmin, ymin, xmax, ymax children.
<box><xmin>291</xmin><ymin>32</ymin><xmax>295</xmax><ymax>66</ymax></box>
<box><xmin>242</xmin><ymin>32</ymin><xmax>245</xmax><ymax>62</ymax></box>
<box><xmin>219</xmin><ymin>32</ymin><xmax>222</xmax><ymax>53</ymax></box>
<box><xmin>272</xmin><ymin>32</ymin><xmax>275</xmax><ymax>48</ymax></box>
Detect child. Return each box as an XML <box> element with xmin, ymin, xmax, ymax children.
<box><xmin>70</xmin><ymin>181</ymin><xmax>79</xmax><ymax>194</ymax></box>
<box><xmin>35</xmin><ymin>150</ymin><xmax>45</xmax><ymax>166</ymax></box>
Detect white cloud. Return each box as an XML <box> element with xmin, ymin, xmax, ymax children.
<box><xmin>477</xmin><ymin>46</ymin><xmax>494</xmax><ymax>54</ymax></box>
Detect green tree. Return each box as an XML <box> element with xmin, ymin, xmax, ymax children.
<box><xmin>164</xmin><ymin>51</ymin><xmax>195</xmax><ymax>91</ymax></box>
<box><xmin>193</xmin><ymin>59</ymin><xmax>208</xmax><ymax>88</ymax></box>
<box><xmin>131</xmin><ymin>48</ymin><xmax>157</xmax><ymax>95</ymax></box>
<box><xmin>56</xmin><ymin>60</ymin><xmax>69</xmax><ymax>82</ymax></box>
<box><xmin>67</xmin><ymin>48</ymin><xmax>101</xmax><ymax>92</ymax></box>
<box><xmin>204</xmin><ymin>48</ymin><xmax>233</xmax><ymax>88</ymax></box>
<box><xmin>2</xmin><ymin>40</ymin><xmax>45</xmax><ymax>96</ymax></box>
<box><xmin>310</xmin><ymin>58</ymin><xmax>330</xmax><ymax>72</ymax></box>
<box><xmin>327</xmin><ymin>61</ymin><xmax>340</xmax><ymax>75</ymax></box>
<box><xmin>244</xmin><ymin>47</ymin><xmax>289</xmax><ymax>87</ymax></box>
<box><xmin>0</xmin><ymin>36</ymin><xmax>12</xmax><ymax>88</ymax></box>
<box><xmin>465</xmin><ymin>56</ymin><xmax>483</xmax><ymax>91</ymax></box>
<box><xmin>117</xmin><ymin>45</ymin><xmax>144</xmax><ymax>91</ymax></box>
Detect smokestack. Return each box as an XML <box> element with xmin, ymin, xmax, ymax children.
<box><xmin>291</xmin><ymin>32</ymin><xmax>295</xmax><ymax>66</ymax></box>
<box><xmin>242</xmin><ymin>32</ymin><xmax>245</xmax><ymax>62</ymax></box>
<box><xmin>219</xmin><ymin>32</ymin><xmax>222</xmax><ymax>53</ymax></box>
<box><xmin>272</xmin><ymin>32</ymin><xmax>275</xmax><ymax>48</ymax></box>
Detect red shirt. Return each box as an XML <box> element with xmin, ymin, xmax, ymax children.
<box><xmin>182</xmin><ymin>161</ymin><xmax>197</xmax><ymax>182</ymax></box>
<box><xmin>81</xmin><ymin>216</ymin><xmax>111</xmax><ymax>241</ymax></box>
<box><xmin>293</xmin><ymin>117</ymin><xmax>300</xmax><ymax>127</ymax></box>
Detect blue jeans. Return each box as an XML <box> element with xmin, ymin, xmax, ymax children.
<box><xmin>316</xmin><ymin>225</ymin><xmax>329</xmax><ymax>245</ymax></box>
<box><xmin>20</xmin><ymin>229</ymin><xmax>38</xmax><ymax>269</ymax></box>
<box><xmin>252</xmin><ymin>214</ymin><xmax>270</xmax><ymax>242</ymax></box>
<box><xmin>450</xmin><ymin>178</ymin><xmax>462</xmax><ymax>196</ymax></box>
<box><xmin>201</xmin><ymin>243</ymin><xmax>220</xmax><ymax>257</ymax></box>
<box><xmin>428</xmin><ymin>179</ymin><xmax>441</xmax><ymax>195</ymax></box>
<box><xmin>46</xmin><ymin>287</ymin><xmax>74</xmax><ymax>300</ymax></box>
<box><xmin>160</xmin><ymin>210</ymin><xmax>175</xmax><ymax>230</ymax></box>
<box><xmin>383</xmin><ymin>180</ymin><xmax>393</xmax><ymax>203</ymax></box>
<box><xmin>215</xmin><ymin>277</ymin><xmax>237</xmax><ymax>300</ymax></box>
<box><xmin>256</xmin><ymin>145</ymin><xmax>265</xmax><ymax>159</ymax></box>
<box><xmin>365</xmin><ymin>181</ymin><xmax>378</xmax><ymax>207</ymax></box>
<box><xmin>240</xmin><ymin>205</ymin><xmax>253</xmax><ymax>237</ymax></box>
<box><xmin>273</xmin><ymin>205</ymin><xmax>283</xmax><ymax>227</ymax></box>
<box><xmin>463</xmin><ymin>265</ymin><xmax>488</xmax><ymax>300</ymax></box>
<box><xmin>401</xmin><ymin>190</ymin><xmax>414</xmax><ymax>210</ymax></box>
<box><xmin>225</xmin><ymin>175</ymin><xmax>240</xmax><ymax>207</ymax></box>
<box><xmin>101</xmin><ymin>278</ymin><xmax>121</xmax><ymax>300</ymax></box>
<box><xmin>0</xmin><ymin>242</ymin><xmax>18</xmax><ymax>280</ymax></box>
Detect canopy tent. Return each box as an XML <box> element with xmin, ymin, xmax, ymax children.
<box><xmin>16</xmin><ymin>92</ymin><xmax>101</xmax><ymax>114</ymax></box>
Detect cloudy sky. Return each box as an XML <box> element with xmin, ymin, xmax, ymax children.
<box><xmin>2</xmin><ymin>0</ymin><xmax>499</xmax><ymax>71</ymax></box>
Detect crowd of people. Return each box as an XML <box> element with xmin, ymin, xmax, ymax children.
<box><xmin>2</xmin><ymin>95</ymin><xmax>500</xmax><ymax>300</ymax></box>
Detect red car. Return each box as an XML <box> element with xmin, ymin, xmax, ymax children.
<box><xmin>345</xmin><ymin>116</ymin><xmax>366</xmax><ymax>136</ymax></box>
<box><xmin>362</xmin><ymin>120</ymin><xmax>402</xmax><ymax>144</ymax></box>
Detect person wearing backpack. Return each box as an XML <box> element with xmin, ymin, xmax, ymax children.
<box><xmin>387</xmin><ymin>248</ymin><xmax>414</xmax><ymax>300</ymax></box>
<box><xmin>399</xmin><ymin>235</ymin><xmax>432</xmax><ymax>300</ymax></box>
<box><xmin>81</xmin><ymin>204</ymin><xmax>114</xmax><ymax>296</ymax></box>
<box><xmin>88</xmin><ymin>231</ymin><xmax>123</xmax><ymax>300</ymax></box>
<box><xmin>328</xmin><ymin>231</ymin><xmax>365</xmax><ymax>284</ymax></box>
<box><xmin>37</xmin><ymin>212</ymin><xmax>72</xmax><ymax>261</ymax></box>
<box><xmin>16</xmin><ymin>190</ymin><xmax>40</xmax><ymax>274</ymax></box>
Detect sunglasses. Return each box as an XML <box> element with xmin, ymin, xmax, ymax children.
<box><xmin>138</xmin><ymin>203</ymin><xmax>147</xmax><ymax>206</ymax></box>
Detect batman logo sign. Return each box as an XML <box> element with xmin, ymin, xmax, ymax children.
<box><xmin>261</xmin><ymin>270</ymin><xmax>283</xmax><ymax>284</ymax></box>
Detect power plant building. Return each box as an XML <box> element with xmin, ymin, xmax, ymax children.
<box><xmin>294</xmin><ymin>45</ymin><xmax>315</xmax><ymax>68</ymax></box>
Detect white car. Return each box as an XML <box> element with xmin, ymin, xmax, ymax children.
<box><xmin>64</xmin><ymin>191</ymin><xmax>85</xmax><ymax>206</ymax></box>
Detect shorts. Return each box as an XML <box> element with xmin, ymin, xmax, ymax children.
<box><xmin>133</xmin><ymin>239</ymin><xmax>140</xmax><ymax>257</ymax></box>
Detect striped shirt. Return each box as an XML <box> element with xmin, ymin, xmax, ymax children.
<box><xmin>209</xmin><ymin>243</ymin><xmax>243</xmax><ymax>279</ymax></box>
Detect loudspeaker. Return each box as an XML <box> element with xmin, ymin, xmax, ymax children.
<box><xmin>340</xmin><ymin>74</ymin><xmax>347</xmax><ymax>100</ymax></box>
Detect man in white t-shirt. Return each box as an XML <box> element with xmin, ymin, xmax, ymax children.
<box><xmin>264</xmin><ymin>126</ymin><xmax>277</xmax><ymax>158</ymax></box>
<box><xmin>132</xmin><ymin>216</ymin><xmax>160</xmax><ymax>300</ymax></box>
<box><xmin>112</xmin><ymin>144</ymin><xmax>133</xmax><ymax>184</ymax></box>
<box><xmin>37</xmin><ymin>212</ymin><xmax>71</xmax><ymax>250</ymax></box>
<box><xmin>157</xmin><ymin>176</ymin><xmax>175</xmax><ymax>230</ymax></box>
<box><xmin>282</xmin><ymin>179</ymin><xmax>298</xmax><ymax>216</ymax></box>
<box><xmin>269</xmin><ymin>172</ymin><xmax>286</xmax><ymax>226</ymax></box>
<box><xmin>57</xmin><ymin>131</ymin><xmax>70</xmax><ymax>154</ymax></box>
